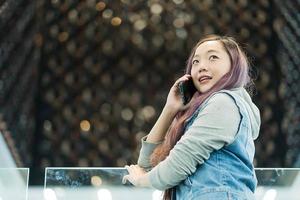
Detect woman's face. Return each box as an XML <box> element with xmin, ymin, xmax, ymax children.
<box><xmin>191</xmin><ymin>40</ymin><xmax>231</xmax><ymax>93</ymax></box>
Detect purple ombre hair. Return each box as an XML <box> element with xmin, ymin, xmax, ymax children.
<box><xmin>149</xmin><ymin>35</ymin><xmax>254</xmax><ymax>200</ymax></box>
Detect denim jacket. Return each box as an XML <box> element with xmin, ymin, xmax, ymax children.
<box><xmin>174</xmin><ymin>89</ymin><xmax>259</xmax><ymax>200</ymax></box>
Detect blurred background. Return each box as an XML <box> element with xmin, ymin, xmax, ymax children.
<box><xmin>0</xmin><ymin>0</ymin><xmax>299</xmax><ymax>186</ymax></box>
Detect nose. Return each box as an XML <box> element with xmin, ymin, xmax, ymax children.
<box><xmin>198</xmin><ymin>63</ymin><xmax>208</xmax><ymax>73</ymax></box>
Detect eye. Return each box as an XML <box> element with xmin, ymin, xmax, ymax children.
<box><xmin>192</xmin><ymin>59</ymin><xmax>199</xmax><ymax>64</ymax></box>
<box><xmin>209</xmin><ymin>55</ymin><xmax>219</xmax><ymax>60</ymax></box>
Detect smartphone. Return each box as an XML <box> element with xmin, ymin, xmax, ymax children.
<box><xmin>178</xmin><ymin>78</ymin><xmax>197</xmax><ymax>105</ymax></box>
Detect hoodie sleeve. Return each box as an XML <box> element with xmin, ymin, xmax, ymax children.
<box><xmin>147</xmin><ymin>93</ymin><xmax>241</xmax><ymax>190</ymax></box>
<box><xmin>137</xmin><ymin>136</ymin><xmax>163</xmax><ymax>171</ymax></box>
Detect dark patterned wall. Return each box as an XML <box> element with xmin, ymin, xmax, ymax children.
<box><xmin>273</xmin><ymin>0</ymin><xmax>300</xmax><ymax>167</ymax></box>
<box><xmin>0</xmin><ymin>0</ymin><xmax>40</xmax><ymax>166</ymax></box>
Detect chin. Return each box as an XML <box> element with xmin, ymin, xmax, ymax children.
<box><xmin>199</xmin><ymin>86</ymin><xmax>212</xmax><ymax>93</ymax></box>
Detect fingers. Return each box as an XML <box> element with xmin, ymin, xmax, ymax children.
<box><xmin>125</xmin><ymin>165</ymin><xmax>136</xmax><ymax>174</ymax></box>
<box><xmin>122</xmin><ymin>175</ymin><xmax>128</xmax><ymax>184</ymax></box>
<box><xmin>123</xmin><ymin>165</ymin><xmax>145</xmax><ymax>186</ymax></box>
<box><xmin>123</xmin><ymin>165</ymin><xmax>136</xmax><ymax>184</ymax></box>
<box><xmin>178</xmin><ymin>74</ymin><xmax>191</xmax><ymax>82</ymax></box>
<box><xmin>174</xmin><ymin>74</ymin><xmax>191</xmax><ymax>87</ymax></box>
<box><xmin>125</xmin><ymin>165</ymin><xmax>129</xmax><ymax>171</ymax></box>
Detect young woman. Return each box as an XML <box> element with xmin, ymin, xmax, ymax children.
<box><xmin>122</xmin><ymin>35</ymin><xmax>260</xmax><ymax>200</ymax></box>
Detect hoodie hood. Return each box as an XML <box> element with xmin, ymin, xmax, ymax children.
<box><xmin>228</xmin><ymin>87</ymin><xmax>261</xmax><ymax>140</ymax></box>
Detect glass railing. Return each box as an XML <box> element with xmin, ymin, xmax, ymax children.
<box><xmin>255</xmin><ymin>168</ymin><xmax>300</xmax><ymax>200</ymax></box>
<box><xmin>0</xmin><ymin>168</ymin><xmax>29</xmax><ymax>200</ymax></box>
<box><xmin>44</xmin><ymin>167</ymin><xmax>157</xmax><ymax>200</ymax></box>
<box><xmin>2</xmin><ymin>167</ymin><xmax>299</xmax><ymax>199</ymax></box>
<box><xmin>42</xmin><ymin>167</ymin><xmax>300</xmax><ymax>200</ymax></box>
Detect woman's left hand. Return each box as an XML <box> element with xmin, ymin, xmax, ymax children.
<box><xmin>122</xmin><ymin>165</ymin><xmax>149</xmax><ymax>187</ymax></box>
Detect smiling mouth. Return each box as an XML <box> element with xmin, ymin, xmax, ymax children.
<box><xmin>199</xmin><ymin>76</ymin><xmax>212</xmax><ymax>83</ymax></box>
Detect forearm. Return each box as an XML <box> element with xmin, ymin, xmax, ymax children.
<box><xmin>146</xmin><ymin>106</ymin><xmax>177</xmax><ymax>143</ymax></box>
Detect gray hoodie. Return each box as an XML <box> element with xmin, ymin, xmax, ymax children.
<box><xmin>137</xmin><ymin>87</ymin><xmax>260</xmax><ymax>189</ymax></box>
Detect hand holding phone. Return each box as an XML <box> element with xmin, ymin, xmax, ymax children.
<box><xmin>178</xmin><ymin>78</ymin><xmax>197</xmax><ymax>105</ymax></box>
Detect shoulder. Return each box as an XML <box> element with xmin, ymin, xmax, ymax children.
<box><xmin>185</xmin><ymin>90</ymin><xmax>241</xmax><ymax>128</ymax></box>
<box><xmin>191</xmin><ymin>91</ymin><xmax>241</xmax><ymax>127</ymax></box>
<box><xmin>204</xmin><ymin>91</ymin><xmax>237</xmax><ymax>111</ymax></box>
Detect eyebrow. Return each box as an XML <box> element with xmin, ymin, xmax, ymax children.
<box><xmin>193</xmin><ymin>49</ymin><xmax>220</xmax><ymax>58</ymax></box>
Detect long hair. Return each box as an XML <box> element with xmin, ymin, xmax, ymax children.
<box><xmin>150</xmin><ymin>35</ymin><xmax>253</xmax><ymax>200</ymax></box>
